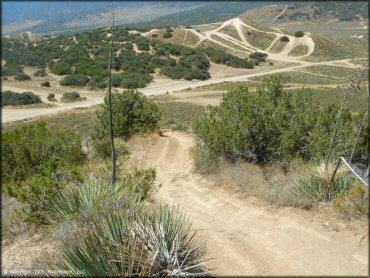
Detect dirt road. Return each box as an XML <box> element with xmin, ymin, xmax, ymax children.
<box><xmin>2</xmin><ymin>58</ymin><xmax>363</xmax><ymax>124</ymax></box>
<box><xmin>130</xmin><ymin>131</ymin><xmax>368</xmax><ymax>276</ymax></box>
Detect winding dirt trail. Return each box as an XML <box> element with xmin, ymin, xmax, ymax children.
<box><xmin>131</xmin><ymin>131</ymin><xmax>368</xmax><ymax>276</ymax></box>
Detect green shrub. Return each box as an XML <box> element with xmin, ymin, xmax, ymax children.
<box><xmin>92</xmin><ymin>138</ymin><xmax>128</xmax><ymax>159</ymax></box>
<box><xmin>1</xmin><ymin>122</ymin><xmax>83</xmax><ymax>223</ymax></box>
<box><xmin>50</xmin><ymin>63</ymin><xmax>72</xmax><ymax>75</ymax></box>
<box><xmin>95</xmin><ymin>89</ymin><xmax>161</xmax><ymax>139</ymax></box>
<box><xmin>193</xmin><ymin>75</ymin><xmax>356</xmax><ymax>166</ymax></box>
<box><xmin>14</xmin><ymin>73</ymin><xmax>31</xmax><ymax>81</ymax></box>
<box><xmin>41</xmin><ymin>81</ymin><xmax>51</xmax><ymax>87</ymax></box>
<box><xmin>135</xmin><ymin>36</ymin><xmax>150</xmax><ymax>51</ymax></box>
<box><xmin>34</xmin><ymin>69</ymin><xmax>47</xmax><ymax>77</ymax></box>
<box><xmin>2</xmin><ymin>121</ymin><xmax>83</xmax><ymax>186</ymax></box>
<box><xmin>163</xmin><ymin>32</ymin><xmax>173</xmax><ymax>38</ymax></box>
<box><xmin>60</xmin><ymin>74</ymin><xmax>89</xmax><ymax>86</ymax></box>
<box><xmin>295</xmin><ymin>31</ymin><xmax>305</xmax><ymax>37</ymax></box>
<box><xmin>47</xmin><ymin>93</ymin><xmax>56</xmax><ymax>101</ymax></box>
<box><xmin>62</xmin><ymin>91</ymin><xmax>80</xmax><ymax>100</ymax></box>
<box><xmin>203</xmin><ymin>47</ymin><xmax>253</xmax><ymax>68</ymax></box>
<box><xmin>249</xmin><ymin>52</ymin><xmax>268</xmax><ymax>62</ymax></box>
<box><xmin>112</xmin><ymin>72</ymin><xmax>153</xmax><ymax>88</ymax></box>
<box><xmin>280</xmin><ymin>36</ymin><xmax>290</xmax><ymax>42</ymax></box>
<box><xmin>2</xmin><ymin>90</ymin><xmax>41</xmax><ymax>106</ymax></box>
<box><xmin>2</xmin><ymin>65</ymin><xmax>24</xmax><ymax>76</ymax></box>
<box><xmin>122</xmin><ymin>168</ymin><xmax>156</xmax><ymax>201</ymax></box>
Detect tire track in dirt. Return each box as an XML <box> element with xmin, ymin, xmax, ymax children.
<box><xmin>131</xmin><ymin>131</ymin><xmax>368</xmax><ymax>276</ymax></box>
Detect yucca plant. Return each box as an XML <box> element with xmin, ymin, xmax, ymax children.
<box><xmin>47</xmin><ymin>176</ymin><xmax>142</xmax><ymax>240</ymax></box>
<box><xmin>295</xmin><ymin>161</ymin><xmax>354</xmax><ymax>202</ymax></box>
<box><xmin>57</xmin><ymin>205</ymin><xmax>207</xmax><ymax>277</ymax></box>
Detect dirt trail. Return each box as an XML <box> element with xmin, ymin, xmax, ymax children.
<box><xmin>131</xmin><ymin>131</ymin><xmax>368</xmax><ymax>276</ymax></box>
<box><xmin>1</xmin><ymin>58</ymin><xmax>363</xmax><ymax>124</ymax></box>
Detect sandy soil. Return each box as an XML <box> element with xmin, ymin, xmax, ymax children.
<box><xmin>128</xmin><ymin>131</ymin><xmax>369</xmax><ymax>276</ymax></box>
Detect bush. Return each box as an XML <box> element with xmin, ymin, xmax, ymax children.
<box><xmin>92</xmin><ymin>138</ymin><xmax>128</xmax><ymax>159</ymax></box>
<box><xmin>203</xmin><ymin>47</ymin><xmax>253</xmax><ymax>69</ymax></box>
<box><xmin>2</xmin><ymin>90</ymin><xmax>41</xmax><ymax>106</ymax></box>
<box><xmin>2</xmin><ymin>65</ymin><xmax>24</xmax><ymax>76</ymax></box>
<box><xmin>60</xmin><ymin>74</ymin><xmax>89</xmax><ymax>86</ymax></box>
<box><xmin>295</xmin><ymin>31</ymin><xmax>305</xmax><ymax>37</ymax></box>
<box><xmin>135</xmin><ymin>36</ymin><xmax>150</xmax><ymax>51</ymax></box>
<box><xmin>95</xmin><ymin>89</ymin><xmax>161</xmax><ymax>139</ymax></box>
<box><xmin>14</xmin><ymin>73</ymin><xmax>31</xmax><ymax>81</ymax></box>
<box><xmin>50</xmin><ymin>63</ymin><xmax>72</xmax><ymax>75</ymax></box>
<box><xmin>193</xmin><ymin>75</ymin><xmax>356</xmax><ymax>167</ymax></box>
<box><xmin>41</xmin><ymin>81</ymin><xmax>51</xmax><ymax>87</ymax></box>
<box><xmin>280</xmin><ymin>36</ymin><xmax>290</xmax><ymax>42</ymax></box>
<box><xmin>163</xmin><ymin>32</ymin><xmax>173</xmax><ymax>38</ymax></box>
<box><xmin>334</xmin><ymin>183</ymin><xmax>368</xmax><ymax>217</ymax></box>
<box><xmin>54</xmin><ymin>185</ymin><xmax>206</xmax><ymax>277</ymax></box>
<box><xmin>295</xmin><ymin>162</ymin><xmax>354</xmax><ymax>202</ymax></box>
<box><xmin>47</xmin><ymin>93</ymin><xmax>56</xmax><ymax>101</ymax></box>
<box><xmin>1</xmin><ymin>122</ymin><xmax>83</xmax><ymax>223</ymax></box>
<box><xmin>34</xmin><ymin>69</ymin><xmax>47</xmax><ymax>77</ymax></box>
<box><xmin>61</xmin><ymin>91</ymin><xmax>80</xmax><ymax>100</ymax></box>
<box><xmin>249</xmin><ymin>52</ymin><xmax>268</xmax><ymax>62</ymax></box>
<box><xmin>47</xmin><ymin>176</ymin><xmax>142</xmax><ymax>227</ymax></box>
<box><xmin>112</xmin><ymin>72</ymin><xmax>153</xmax><ymax>88</ymax></box>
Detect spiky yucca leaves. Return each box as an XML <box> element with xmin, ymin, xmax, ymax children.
<box><xmin>296</xmin><ymin>161</ymin><xmax>355</xmax><ymax>202</ymax></box>
<box><xmin>58</xmin><ymin>205</ymin><xmax>207</xmax><ymax>277</ymax></box>
<box><xmin>47</xmin><ymin>177</ymin><xmax>142</xmax><ymax>240</ymax></box>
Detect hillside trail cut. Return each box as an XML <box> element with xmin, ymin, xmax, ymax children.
<box><xmin>131</xmin><ymin>131</ymin><xmax>368</xmax><ymax>276</ymax></box>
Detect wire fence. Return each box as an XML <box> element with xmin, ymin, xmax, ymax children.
<box><xmin>337</xmin><ymin>156</ymin><xmax>368</xmax><ymax>186</ymax></box>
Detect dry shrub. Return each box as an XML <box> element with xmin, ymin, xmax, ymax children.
<box><xmin>334</xmin><ymin>182</ymin><xmax>369</xmax><ymax>218</ymax></box>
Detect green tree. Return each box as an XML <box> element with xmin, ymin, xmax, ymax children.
<box><xmin>95</xmin><ymin>89</ymin><xmax>161</xmax><ymax>139</ymax></box>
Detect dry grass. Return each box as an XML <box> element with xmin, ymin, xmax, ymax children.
<box><xmin>196</xmin><ymin>156</ymin><xmax>314</xmax><ymax>209</ymax></box>
<box><xmin>269</xmin><ymin>40</ymin><xmax>287</xmax><ymax>53</ymax></box>
<box><xmin>289</xmin><ymin>44</ymin><xmax>308</xmax><ymax>56</ymax></box>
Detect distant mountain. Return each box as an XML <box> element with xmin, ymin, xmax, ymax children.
<box><xmin>125</xmin><ymin>2</ymin><xmax>271</xmax><ymax>28</ymax></box>
<box><xmin>2</xmin><ymin>1</ymin><xmax>269</xmax><ymax>35</ymax></box>
<box><xmin>240</xmin><ymin>1</ymin><xmax>369</xmax><ymax>25</ymax></box>
<box><xmin>2</xmin><ymin>2</ymin><xmax>204</xmax><ymax>34</ymax></box>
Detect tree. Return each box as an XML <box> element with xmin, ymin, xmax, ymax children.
<box><xmin>294</xmin><ymin>31</ymin><xmax>305</xmax><ymax>37</ymax></box>
<box><xmin>95</xmin><ymin>89</ymin><xmax>161</xmax><ymax>140</ymax></box>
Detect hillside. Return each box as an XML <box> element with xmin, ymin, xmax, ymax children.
<box><xmin>2</xmin><ymin>2</ymin><xmax>268</xmax><ymax>35</ymax></box>
<box><xmin>2</xmin><ymin>2</ymin><xmax>204</xmax><ymax>34</ymax></box>
<box><xmin>240</xmin><ymin>1</ymin><xmax>369</xmax><ymax>25</ymax></box>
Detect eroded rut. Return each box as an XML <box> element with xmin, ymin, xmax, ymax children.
<box><xmin>131</xmin><ymin>131</ymin><xmax>368</xmax><ymax>276</ymax></box>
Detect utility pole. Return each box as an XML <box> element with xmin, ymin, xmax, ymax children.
<box><xmin>108</xmin><ymin>4</ymin><xmax>116</xmax><ymax>185</ymax></box>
